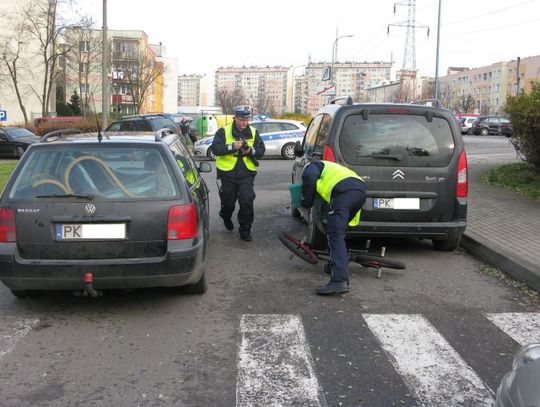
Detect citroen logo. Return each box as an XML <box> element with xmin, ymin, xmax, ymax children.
<box><xmin>84</xmin><ymin>203</ymin><xmax>96</xmax><ymax>216</ymax></box>
<box><xmin>392</xmin><ymin>169</ymin><xmax>405</xmax><ymax>180</ymax></box>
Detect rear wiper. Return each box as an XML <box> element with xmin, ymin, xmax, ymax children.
<box><xmin>357</xmin><ymin>154</ymin><xmax>402</xmax><ymax>161</ymax></box>
<box><xmin>36</xmin><ymin>194</ymin><xmax>94</xmax><ymax>200</ymax></box>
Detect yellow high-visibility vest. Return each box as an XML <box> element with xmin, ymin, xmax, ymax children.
<box><xmin>215</xmin><ymin>124</ymin><xmax>257</xmax><ymax>172</ymax></box>
<box><xmin>316</xmin><ymin>161</ymin><xmax>366</xmax><ymax>226</ymax></box>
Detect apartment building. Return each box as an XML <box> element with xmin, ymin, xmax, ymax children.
<box><xmin>61</xmin><ymin>28</ymin><xmax>176</xmax><ymax>116</ymax></box>
<box><xmin>214</xmin><ymin>66</ymin><xmax>290</xmax><ymax>115</ymax></box>
<box><xmin>178</xmin><ymin>74</ymin><xmax>206</xmax><ymax>107</ymax></box>
<box><xmin>0</xmin><ymin>0</ymin><xmax>54</xmax><ymax>125</ymax></box>
<box><xmin>302</xmin><ymin>61</ymin><xmax>392</xmax><ymax>114</ymax></box>
<box><xmin>439</xmin><ymin>54</ymin><xmax>540</xmax><ymax>115</ymax></box>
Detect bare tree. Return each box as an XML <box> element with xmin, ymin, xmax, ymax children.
<box><xmin>438</xmin><ymin>82</ymin><xmax>457</xmax><ymax>110</ymax></box>
<box><xmin>457</xmin><ymin>94</ymin><xmax>476</xmax><ymax>114</ymax></box>
<box><xmin>115</xmin><ymin>50</ymin><xmax>165</xmax><ymax>114</ymax></box>
<box><xmin>215</xmin><ymin>87</ymin><xmax>246</xmax><ymax>114</ymax></box>
<box><xmin>62</xmin><ymin>20</ymin><xmax>101</xmax><ymax>116</ymax></box>
<box><xmin>0</xmin><ymin>22</ymin><xmax>31</xmax><ymax>124</ymax></box>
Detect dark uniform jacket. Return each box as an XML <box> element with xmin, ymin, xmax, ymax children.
<box><xmin>211</xmin><ymin>122</ymin><xmax>266</xmax><ymax>181</ymax></box>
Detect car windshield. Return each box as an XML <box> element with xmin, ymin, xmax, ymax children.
<box><xmin>339</xmin><ymin>113</ymin><xmax>455</xmax><ymax>167</ymax></box>
<box><xmin>6</xmin><ymin>128</ymin><xmax>35</xmax><ymax>138</ymax></box>
<box><xmin>8</xmin><ymin>146</ymin><xmax>179</xmax><ymax>201</ymax></box>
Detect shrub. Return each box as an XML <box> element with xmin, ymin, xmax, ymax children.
<box><xmin>27</xmin><ymin>118</ymin><xmax>101</xmax><ymax>137</ymax></box>
<box><xmin>505</xmin><ymin>82</ymin><xmax>540</xmax><ymax>172</ymax></box>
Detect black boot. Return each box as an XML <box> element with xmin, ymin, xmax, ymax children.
<box><xmin>220</xmin><ymin>213</ymin><xmax>233</xmax><ymax>230</ymax></box>
<box><xmin>316</xmin><ymin>281</ymin><xmax>349</xmax><ymax>295</ymax></box>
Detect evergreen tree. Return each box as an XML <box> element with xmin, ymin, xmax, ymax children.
<box><xmin>68</xmin><ymin>90</ymin><xmax>82</xmax><ymax>116</ymax></box>
<box><xmin>56</xmin><ymin>87</ymin><xmax>72</xmax><ymax>116</ymax></box>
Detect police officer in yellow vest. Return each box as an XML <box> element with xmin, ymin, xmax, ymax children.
<box><xmin>211</xmin><ymin>106</ymin><xmax>266</xmax><ymax>241</ymax></box>
<box><xmin>301</xmin><ymin>161</ymin><xmax>367</xmax><ymax>295</ymax></box>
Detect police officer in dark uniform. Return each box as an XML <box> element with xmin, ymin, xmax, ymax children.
<box><xmin>301</xmin><ymin>160</ymin><xmax>367</xmax><ymax>295</ymax></box>
<box><xmin>211</xmin><ymin>106</ymin><xmax>266</xmax><ymax>241</ymax></box>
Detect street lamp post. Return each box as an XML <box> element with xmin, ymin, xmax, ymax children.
<box><xmin>331</xmin><ymin>34</ymin><xmax>354</xmax><ymax>99</ymax></box>
<box><xmin>101</xmin><ymin>0</ymin><xmax>109</xmax><ymax>130</ymax></box>
<box><xmin>434</xmin><ymin>0</ymin><xmax>442</xmax><ymax>101</ymax></box>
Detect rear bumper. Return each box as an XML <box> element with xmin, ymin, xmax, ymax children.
<box><xmin>0</xmin><ymin>240</ymin><xmax>205</xmax><ymax>291</ymax></box>
<box><xmin>315</xmin><ymin>217</ymin><xmax>467</xmax><ymax>240</ymax></box>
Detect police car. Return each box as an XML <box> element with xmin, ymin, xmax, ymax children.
<box><xmin>192</xmin><ymin>118</ymin><xmax>307</xmax><ymax>160</ymax></box>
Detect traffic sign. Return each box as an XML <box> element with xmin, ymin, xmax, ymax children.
<box><xmin>316</xmin><ymin>85</ymin><xmax>336</xmax><ymax>96</ymax></box>
<box><xmin>0</xmin><ymin>109</ymin><xmax>7</xmax><ymax>122</ymax></box>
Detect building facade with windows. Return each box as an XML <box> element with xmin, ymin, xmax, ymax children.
<box><xmin>178</xmin><ymin>74</ymin><xmax>206</xmax><ymax>107</ymax></box>
<box><xmin>214</xmin><ymin>66</ymin><xmax>290</xmax><ymax>115</ymax></box>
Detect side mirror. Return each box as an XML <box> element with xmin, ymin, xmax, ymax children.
<box><xmin>294</xmin><ymin>141</ymin><xmax>303</xmax><ymax>157</ymax></box>
<box><xmin>198</xmin><ymin>161</ymin><xmax>212</xmax><ymax>173</ymax></box>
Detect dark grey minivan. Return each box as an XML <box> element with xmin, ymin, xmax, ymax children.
<box><xmin>291</xmin><ymin>99</ymin><xmax>468</xmax><ymax>251</ymax></box>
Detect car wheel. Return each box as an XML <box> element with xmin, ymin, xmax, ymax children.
<box><xmin>16</xmin><ymin>146</ymin><xmax>25</xmax><ymax>158</ymax></box>
<box><xmin>207</xmin><ymin>146</ymin><xmax>216</xmax><ymax>161</ymax></box>
<box><xmin>467</xmin><ymin>128</ymin><xmax>473</xmax><ymax>135</ymax></box>
<box><xmin>432</xmin><ymin>232</ymin><xmax>461</xmax><ymax>251</ymax></box>
<box><xmin>184</xmin><ymin>270</ymin><xmax>207</xmax><ymax>295</ymax></box>
<box><xmin>480</xmin><ymin>128</ymin><xmax>489</xmax><ymax>136</ymax></box>
<box><xmin>281</xmin><ymin>143</ymin><xmax>296</xmax><ymax>160</ymax></box>
<box><xmin>307</xmin><ymin>212</ymin><xmax>326</xmax><ymax>251</ymax></box>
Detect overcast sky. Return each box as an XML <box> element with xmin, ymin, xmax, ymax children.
<box><xmin>80</xmin><ymin>0</ymin><xmax>539</xmax><ymax>83</ymax></box>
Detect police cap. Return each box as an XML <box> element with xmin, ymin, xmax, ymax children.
<box><xmin>233</xmin><ymin>105</ymin><xmax>252</xmax><ymax>117</ymax></box>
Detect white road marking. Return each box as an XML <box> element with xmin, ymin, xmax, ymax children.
<box><xmin>485</xmin><ymin>312</ymin><xmax>540</xmax><ymax>346</ymax></box>
<box><xmin>236</xmin><ymin>314</ymin><xmax>326</xmax><ymax>407</ymax></box>
<box><xmin>0</xmin><ymin>318</ymin><xmax>39</xmax><ymax>360</ymax></box>
<box><xmin>363</xmin><ymin>314</ymin><xmax>494</xmax><ymax>406</ymax></box>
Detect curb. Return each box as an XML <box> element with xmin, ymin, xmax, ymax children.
<box><xmin>461</xmin><ymin>231</ymin><xmax>540</xmax><ymax>293</ymax></box>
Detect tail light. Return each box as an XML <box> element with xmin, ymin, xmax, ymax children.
<box><xmin>167</xmin><ymin>203</ymin><xmax>197</xmax><ymax>240</ymax></box>
<box><xmin>0</xmin><ymin>208</ymin><xmax>16</xmax><ymax>242</ymax></box>
<box><xmin>322</xmin><ymin>145</ymin><xmax>336</xmax><ymax>162</ymax></box>
<box><xmin>456</xmin><ymin>150</ymin><xmax>468</xmax><ymax>198</ymax></box>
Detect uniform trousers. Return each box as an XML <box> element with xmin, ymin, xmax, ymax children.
<box><xmin>326</xmin><ymin>189</ymin><xmax>367</xmax><ymax>283</ymax></box>
<box><xmin>219</xmin><ymin>175</ymin><xmax>256</xmax><ymax>236</ymax></box>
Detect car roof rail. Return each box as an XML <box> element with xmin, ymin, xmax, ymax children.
<box><xmin>39</xmin><ymin>128</ymin><xmax>82</xmax><ymax>142</ymax></box>
<box><xmin>154</xmin><ymin>127</ymin><xmax>174</xmax><ymax>141</ymax></box>
<box><xmin>329</xmin><ymin>96</ymin><xmax>354</xmax><ymax>106</ymax></box>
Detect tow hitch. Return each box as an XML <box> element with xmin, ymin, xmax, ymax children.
<box><xmin>74</xmin><ymin>272</ymin><xmax>102</xmax><ymax>297</ymax></box>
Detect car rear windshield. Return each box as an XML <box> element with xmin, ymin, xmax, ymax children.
<box><xmin>339</xmin><ymin>113</ymin><xmax>455</xmax><ymax>167</ymax></box>
<box><xmin>8</xmin><ymin>146</ymin><xmax>179</xmax><ymax>201</ymax></box>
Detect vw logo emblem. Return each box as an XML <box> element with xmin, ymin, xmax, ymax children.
<box><xmin>84</xmin><ymin>203</ymin><xmax>96</xmax><ymax>216</ymax></box>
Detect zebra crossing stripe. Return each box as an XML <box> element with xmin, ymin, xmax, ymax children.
<box><xmin>236</xmin><ymin>314</ymin><xmax>326</xmax><ymax>407</ymax></box>
<box><xmin>363</xmin><ymin>314</ymin><xmax>495</xmax><ymax>406</ymax></box>
<box><xmin>485</xmin><ymin>312</ymin><xmax>540</xmax><ymax>346</ymax></box>
<box><xmin>0</xmin><ymin>318</ymin><xmax>39</xmax><ymax>360</ymax></box>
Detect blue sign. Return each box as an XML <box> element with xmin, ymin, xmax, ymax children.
<box><xmin>0</xmin><ymin>109</ymin><xmax>6</xmax><ymax>122</ymax></box>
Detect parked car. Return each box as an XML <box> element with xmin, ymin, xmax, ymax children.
<box><xmin>496</xmin><ymin>343</ymin><xmax>540</xmax><ymax>407</ymax></box>
<box><xmin>457</xmin><ymin>116</ymin><xmax>477</xmax><ymax>135</ymax></box>
<box><xmin>192</xmin><ymin>118</ymin><xmax>307</xmax><ymax>160</ymax></box>
<box><xmin>291</xmin><ymin>98</ymin><xmax>467</xmax><ymax>251</ymax></box>
<box><xmin>105</xmin><ymin>114</ymin><xmax>181</xmax><ymax>136</ymax></box>
<box><xmin>0</xmin><ymin>128</ymin><xmax>212</xmax><ymax>297</ymax></box>
<box><xmin>471</xmin><ymin>116</ymin><xmax>513</xmax><ymax>137</ymax></box>
<box><xmin>0</xmin><ymin>127</ymin><xmax>41</xmax><ymax>158</ymax></box>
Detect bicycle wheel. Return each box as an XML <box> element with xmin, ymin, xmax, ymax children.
<box><xmin>351</xmin><ymin>253</ymin><xmax>406</xmax><ymax>270</ymax></box>
<box><xmin>277</xmin><ymin>232</ymin><xmax>319</xmax><ymax>265</ymax></box>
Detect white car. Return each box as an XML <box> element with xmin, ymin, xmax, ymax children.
<box><xmin>192</xmin><ymin>119</ymin><xmax>307</xmax><ymax>160</ymax></box>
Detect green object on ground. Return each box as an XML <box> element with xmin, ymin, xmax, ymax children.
<box><xmin>289</xmin><ymin>183</ymin><xmax>302</xmax><ymax>209</ymax></box>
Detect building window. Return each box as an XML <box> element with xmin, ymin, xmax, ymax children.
<box><xmin>79</xmin><ymin>41</ymin><xmax>90</xmax><ymax>52</ymax></box>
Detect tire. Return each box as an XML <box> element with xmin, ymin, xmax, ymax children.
<box><xmin>184</xmin><ymin>271</ymin><xmax>207</xmax><ymax>294</ymax></box>
<box><xmin>281</xmin><ymin>143</ymin><xmax>296</xmax><ymax>160</ymax></box>
<box><xmin>277</xmin><ymin>232</ymin><xmax>319</xmax><ymax>264</ymax></box>
<box><xmin>432</xmin><ymin>232</ymin><xmax>462</xmax><ymax>251</ymax></box>
<box><xmin>207</xmin><ymin>147</ymin><xmax>216</xmax><ymax>160</ymax></box>
<box><xmin>306</xmin><ymin>214</ymin><xmax>326</xmax><ymax>251</ymax></box>
<box><xmin>480</xmin><ymin>128</ymin><xmax>489</xmax><ymax>136</ymax></box>
<box><xmin>352</xmin><ymin>254</ymin><xmax>406</xmax><ymax>270</ymax></box>
<box><xmin>16</xmin><ymin>146</ymin><xmax>25</xmax><ymax>158</ymax></box>
<box><xmin>466</xmin><ymin>128</ymin><xmax>473</xmax><ymax>135</ymax></box>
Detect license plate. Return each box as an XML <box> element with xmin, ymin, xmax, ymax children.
<box><xmin>374</xmin><ymin>198</ymin><xmax>420</xmax><ymax>210</ymax></box>
<box><xmin>56</xmin><ymin>223</ymin><xmax>126</xmax><ymax>240</ymax></box>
